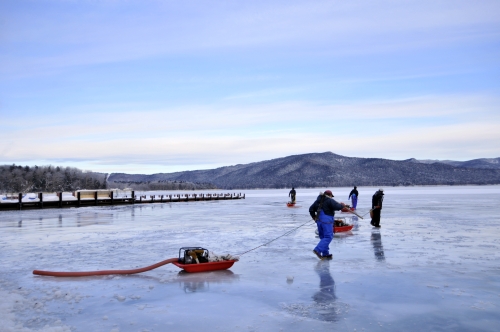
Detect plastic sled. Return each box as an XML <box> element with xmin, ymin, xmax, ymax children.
<box><xmin>172</xmin><ymin>260</ymin><xmax>237</xmax><ymax>273</ymax></box>
<box><xmin>334</xmin><ymin>224</ymin><xmax>354</xmax><ymax>232</ymax></box>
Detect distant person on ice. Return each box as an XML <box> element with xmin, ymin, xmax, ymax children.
<box><xmin>309</xmin><ymin>190</ymin><xmax>346</xmax><ymax>260</ymax></box>
<box><xmin>289</xmin><ymin>187</ymin><xmax>296</xmax><ymax>203</ymax></box>
<box><xmin>348</xmin><ymin>186</ymin><xmax>359</xmax><ymax>210</ymax></box>
<box><xmin>371</xmin><ymin>189</ymin><xmax>384</xmax><ymax>228</ymax></box>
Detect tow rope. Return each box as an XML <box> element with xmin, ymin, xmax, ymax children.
<box><xmin>361</xmin><ymin>210</ymin><xmax>371</xmax><ymax>218</ymax></box>
<box><xmin>236</xmin><ymin>208</ymin><xmax>368</xmax><ymax>256</ymax></box>
<box><xmin>236</xmin><ymin>219</ymin><xmax>315</xmax><ymax>256</ymax></box>
<box><xmin>343</xmin><ymin>208</ymin><xmax>364</xmax><ymax>219</ymax></box>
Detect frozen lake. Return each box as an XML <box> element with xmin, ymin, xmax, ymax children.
<box><xmin>1</xmin><ymin>186</ymin><xmax>499</xmax><ymax>332</ymax></box>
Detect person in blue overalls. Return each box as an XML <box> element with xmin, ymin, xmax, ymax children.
<box><xmin>348</xmin><ymin>186</ymin><xmax>359</xmax><ymax>210</ymax></box>
<box><xmin>309</xmin><ymin>190</ymin><xmax>346</xmax><ymax>260</ymax></box>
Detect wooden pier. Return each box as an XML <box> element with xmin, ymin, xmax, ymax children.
<box><xmin>0</xmin><ymin>191</ymin><xmax>245</xmax><ymax>211</ymax></box>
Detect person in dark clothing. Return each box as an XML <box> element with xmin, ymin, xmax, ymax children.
<box><xmin>309</xmin><ymin>190</ymin><xmax>346</xmax><ymax>259</ymax></box>
<box><xmin>348</xmin><ymin>186</ymin><xmax>359</xmax><ymax>210</ymax></box>
<box><xmin>371</xmin><ymin>188</ymin><xmax>384</xmax><ymax>228</ymax></box>
<box><xmin>289</xmin><ymin>187</ymin><xmax>296</xmax><ymax>203</ymax></box>
<box><xmin>348</xmin><ymin>186</ymin><xmax>358</xmax><ymax>200</ymax></box>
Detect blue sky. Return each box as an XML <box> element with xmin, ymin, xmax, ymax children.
<box><xmin>1</xmin><ymin>0</ymin><xmax>499</xmax><ymax>174</ymax></box>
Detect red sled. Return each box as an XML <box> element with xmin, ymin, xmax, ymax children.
<box><xmin>334</xmin><ymin>224</ymin><xmax>354</xmax><ymax>232</ymax></box>
<box><xmin>341</xmin><ymin>207</ymin><xmax>355</xmax><ymax>213</ymax></box>
<box><xmin>172</xmin><ymin>260</ymin><xmax>237</xmax><ymax>273</ymax></box>
<box><xmin>286</xmin><ymin>202</ymin><xmax>296</xmax><ymax>207</ymax></box>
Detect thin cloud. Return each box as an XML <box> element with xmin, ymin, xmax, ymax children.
<box><xmin>2</xmin><ymin>1</ymin><xmax>499</xmax><ymax>77</ymax></box>
<box><xmin>1</xmin><ymin>94</ymin><xmax>497</xmax><ymax>137</ymax></box>
<box><xmin>3</xmin><ymin>121</ymin><xmax>499</xmax><ymax>169</ymax></box>
<box><xmin>1</xmin><ymin>95</ymin><xmax>498</xmax><ymax>171</ymax></box>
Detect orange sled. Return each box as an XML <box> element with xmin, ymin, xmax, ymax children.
<box><xmin>334</xmin><ymin>224</ymin><xmax>354</xmax><ymax>232</ymax></box>
<box><xmin>172</xmin><ymin>260</ymin><xmax>237</xmax><ymax>273</ymax></box>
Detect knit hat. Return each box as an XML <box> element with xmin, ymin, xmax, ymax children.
<box><xmin>324</xmin><ymin>190</ymin><xmax>333</xmax><ymax>197</ymax></box>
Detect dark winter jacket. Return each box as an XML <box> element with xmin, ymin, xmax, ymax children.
<box><xmin>348</xmin><ymin>189</ymin><xmax>359</xmax><ymax>199</ymax></box>
<box><xmin>309</xmin><ymin>194</ymin><xmax>343</xmax><ymax>219</ymax></box>
<box><xmin>372</xmin><ymin>191</ymin><xmax>384</xmax><ymax>210</ymax></box>
<box><xmin>289</xmin><ymin>189</ymin><xmax>296</xmax><ymax>197</ymax></box>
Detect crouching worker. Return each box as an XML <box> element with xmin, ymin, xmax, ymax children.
<box><xmin>309</xmin><ymin>190</ymin><xmax>346</xmax><ymax>260</ymax></box>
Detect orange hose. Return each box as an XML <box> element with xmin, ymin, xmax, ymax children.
<box><xmin>33</xmin><ymin>258</ymin><xmax>178</xmax><ymax>277</ymax></box>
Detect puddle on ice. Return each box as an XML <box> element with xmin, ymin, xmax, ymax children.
<box><xmin>0</xmin><ymin>186</ymin><xmax>500</xmax><ymax>331</ymax></box>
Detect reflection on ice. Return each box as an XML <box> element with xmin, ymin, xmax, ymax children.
<box><xmin>371</xmin><ymin>231</ymin><xmax>385</xmax><ymax>261</ymax></box>
<box><xmin>282</xmin><ymin>261</ymin><xmax>349</xmax><ymax>323</ymax></box>
<box><xmin>312</xmin><ymin>261</ymin><xmax>339</xmax><ymax>322</ymax></box>
<box><xmin>176</xmin><ymin>270</ymin><xmax>239</xmax><ymax>293</ymax></box>
<box><xmin>351</xmin><ymin>216</ymin><xmax>360</xmax><ymax>230</ymax></box>
<box><xmin>76</xmin><ymin>212</ymin><xmax>113</xmax><ymax>227</ymax></box>
<box><xmin>11</xmin><ymin>211</ymin><xmax>114</xmax><ymax>228</ymax></box>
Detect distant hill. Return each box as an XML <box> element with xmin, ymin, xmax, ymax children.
<box><xmin>108</xmin><ymin>178</ymin><xmax>216</xmax><ymax>191</ymax></box>
<box><xmin>412</xmin><ymin>157</ymin><xmax>500</xmax><ymax>169</ymax></box>
<box><xmin>108</xmin><ymin>152</ymin><xmax>500</xmax><ymax>189</ymax></box>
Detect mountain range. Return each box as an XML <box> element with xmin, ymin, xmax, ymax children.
<box><xmin>411</xmin><ymin>157</ymin><xmax>500</xmax><ymax>169</ymax></box>
<box><xmin>108</xmin><ymin>152</ymin><xmax>500</xmax><ymax>189</ymax></box>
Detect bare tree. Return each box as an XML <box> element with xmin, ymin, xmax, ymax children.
<box><xmin>0</xmin><ymin>164</ymin><xmax>108</xmax><ymax>193</ymax></box>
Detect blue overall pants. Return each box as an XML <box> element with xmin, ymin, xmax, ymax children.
<box><xmin>351</xmin><ymin>194</ymin><xmax>358</xmax><ymax>209</ymax></box>
<box><xmin>314</xmin><ymin>210</ymin><xmax>335</xmax><ymax>256</ymax></box>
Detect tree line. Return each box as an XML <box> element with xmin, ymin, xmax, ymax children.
<box><xmin>108</xmin><ymin>180</ymin><xmax>217</xmax><ymax>191</ymax></box>
<box><xmin>0</xmin><ymin>164</ymin><xmax>107</xmax><ymax>193</ymax></box>
<box><xmin>0</xmin><ymin>164</ymin><xmax>217</xmax><ymax>193</ymax></box>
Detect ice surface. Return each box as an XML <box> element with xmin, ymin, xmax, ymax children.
<box><xmin>1</xmin><ymin>186</ymin><xmax>499</xmax><ymax>331</ymax></box>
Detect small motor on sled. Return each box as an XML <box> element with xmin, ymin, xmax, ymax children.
<box><xmin>178</xmin><ymin>247</ymin><xmax>210</xmax><ymax>264</ymax></box>
<box><xmin>335</xmin><ymin>219</ymin><xmax>348</xmax><ymax>227</ymax></box>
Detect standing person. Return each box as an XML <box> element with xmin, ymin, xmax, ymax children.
<box><xmin>348</xmin><ymin>186</ymin><xmax>359</xmax><ymax>210</ymax></box>
<box><xmin>371</xmin><ymin>188</ymin><xmax>384</xmax><ymax>228</ymax></box>
<box><xmin>309</xmin><ymin>190</ymin><xmax>346</xmax><ymax>260</ymax></box>
<box><xmin>289</xmin><ymin>187</ymin><xmax>296</xmax><ymax>203</ymax></box>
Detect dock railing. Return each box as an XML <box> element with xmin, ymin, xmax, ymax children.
<box><xmin>0</xmin><ymin>191</ymin><xmax>245</xmax><ymax>211</ymax></box>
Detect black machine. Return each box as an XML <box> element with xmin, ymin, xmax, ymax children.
<box><xmin>178</xmin><ymin>247</ymin><xmax>210</xmax><ymax>264</ymax></box>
